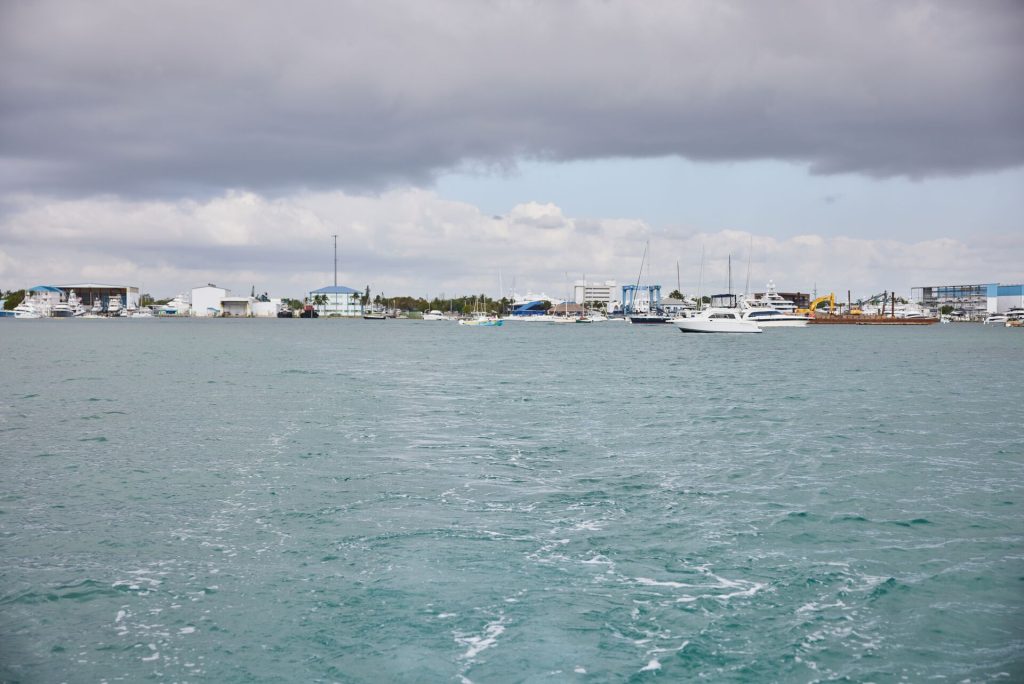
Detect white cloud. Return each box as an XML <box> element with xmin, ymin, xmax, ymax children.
<box><xmin>1</xmin><ymin>190</ymin><xmax>1020</xmax><ymax>299</ymax></box>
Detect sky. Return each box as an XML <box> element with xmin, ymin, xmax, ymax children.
<box><xmin>1</xmin><ymin>0</ymin><xmax>1022</xmax><ymax>300</ymax></box>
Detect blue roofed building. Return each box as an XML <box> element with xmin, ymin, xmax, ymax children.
<box><xmin>310</xmin><ymin>285</ymin><xmax>363</xmax><ymax>317</ymax></box>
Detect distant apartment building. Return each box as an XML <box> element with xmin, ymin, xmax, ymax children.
<box><xmin>573</xmin><ymin>280</ymin><xmax>618</xmax><ymax>307</ymax></box>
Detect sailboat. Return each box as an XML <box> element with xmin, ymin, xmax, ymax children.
<box><xmin>362</xmin><ymin>287</ymin><xmax>386</xmax><ymax>319</ymax></box>
<box><xmin>628</xmin><ymin>242</ymin><xmax>669</xmax><ymax>324</ymax></box>
<box><xmin>459</xmin><ymin>296</ymin><xmax>503</xmax><ymax>326</ymax></box>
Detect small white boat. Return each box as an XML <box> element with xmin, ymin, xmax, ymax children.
<box><xmin>984</xmin><ymin>313</ymin><xmax>1008</xmax><ymax>325</ymax></box>
<box><xmin>422</xmin><ymin>310</ymin><xmax>451</xmax><ymax>321</ymax></box>
<box><xmin>674</xmin><ymin>307</ymin><xmax>762</xmax><ymax>334</ymax></box>
<box><xmin>739</xmin><ymin>308</ymin><xmax>808</xmax><ymax>328</ymax></box>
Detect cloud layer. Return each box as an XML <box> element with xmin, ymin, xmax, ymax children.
<box><xmin>2</xmin><ymin>1</ymin><xmax>1022</xmax><ymax>197</ymax></box>
<box><xmin>2</xmin><ymin>190</ymin><xmax>1019</xmax><ymax>299</ymax></box>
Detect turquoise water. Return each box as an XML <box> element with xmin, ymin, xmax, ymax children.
<box><xmin>1</xmin><ymin>320</ymin><xmax>1022</xmax><ymax>682</ymax></box>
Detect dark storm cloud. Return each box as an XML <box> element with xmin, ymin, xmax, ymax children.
<box><xmin>1</xmin><ymin>0</ymin><xmax>1021</xmax><ymax>197</ymax></box>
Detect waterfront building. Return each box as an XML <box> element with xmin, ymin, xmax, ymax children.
<box><xmin>549</xmin><ymin>302</ymin><xmax>586</xmax><ymax>317</ymax></box>
<box><xmin>988</xmin><ymin>284</ymin><xmax>1024</xmax><ymax>314</ymax></box>
<box><xmin>56</xmin><ymin>283</ymin><xmax>140</xmax><ymax>311</ymax></box>
<box><xmin>309</xmin><ymin>285</ymin><xmax>363</xmax><ymax>317</ymax></box>
<box><xmin>26</xmin><ymin>285</ymin><xmax>65</xmax><ymax>310</ymax></box>
<box><xmin>573</xmin><ymin>280</ymin><xmax>617</xmax><ymax>308</ymax></box>
<box><xmin>220</xmin><ymin>296</ymin><xmax>253</xmax><ymax>317</ymax></box>
<box><xmin>191</xmin><ymin>284</ymin><xmax>229</xmax><ymax>317</ymax></box>
<box><xmin>251</xmin><ymin>299</ymin><xmax>281</xmax><ymax>317</ymax></box>
<box><xmin>911</xmin><ymin>283</ymin><xmax>1023</xmax><ymax>320</ymax></box>
<box><xmin>661</xmin><ymin>297</ymin><xmax>695</xmax><ymax>317</ymax></box>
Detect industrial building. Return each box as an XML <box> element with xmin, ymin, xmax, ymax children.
<box><xmin>56</xmin><ymin>283</ymin><xmax>140</xmax><ymax>311</ymax></box>
<box><xmin>911</xmin><ymin>283</ymin><xmax>1023</xmax><ymax>320</ymax></box>
<box><xmin>309</xmin><ymin>285</ymin><xmax>363</xmax><ymax>317</ymax></box>
<box><xmin>191</xmin><ymin>285</ymin><xmax>229</xmax><ymax>316</ymax></box>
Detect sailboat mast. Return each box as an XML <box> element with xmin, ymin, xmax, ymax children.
<box><xmin>332</xmin><ymin>234</ymin><xmax>338</xmax><ymax>288</ymax></box>
<box><xmin>632</xmin><ymin>241</ymin><xmax>648</xmax><ymax>315</ymax></box>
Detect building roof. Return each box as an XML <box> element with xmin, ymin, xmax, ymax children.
<box><xmin>311</xmin><ymin>285</ymin><xmax>359</xmax><ymax>294</ymax></box>
<box><xmin>57</xmin><ymin>283</ymin><xmax>137</xmax><ymax>289</ymax></box>
<box><xmin>29</xmin><ymin>285</ymin><xmax>64</xmax><ymax>293</ymax></box>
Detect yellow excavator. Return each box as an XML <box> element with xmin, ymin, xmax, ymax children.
<box><xmin>796</xmin><ymin>293</ymin><xmax>835</xmax><ymax>317</ymax></box>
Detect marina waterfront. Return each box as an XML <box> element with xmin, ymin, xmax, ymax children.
<box><xmin>1</xmin><ymin>320</ymin><xmax>1022</xmax><ymax>682</ymax></box>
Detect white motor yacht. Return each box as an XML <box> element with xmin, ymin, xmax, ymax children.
<box><xmin>740</xmin><ymin>308</ymin><xmax>808</xmax><ymax>328</ymax></box>
<box><xmin>422</xmin><ymin>310</ymin><xmax>451</xmax><ymax>321</ymax></box>
<box><xmin>50</xmin><ymin>297</ymin><xmax>75</xmax><ymax>318</ymax></box>
<box><xmin>741</xmin><ymin>281</ymin><xmax>799</xmax><ymax>314</ymax></box>
<box><xmin>67</xmin><ymin>290</ymin><xmax>87</xmax><ymax>316</ymax></box>
<box><xmin>674</xmin><ymin>307</ymin><xmax>762</xmax><ymax>334</ymax></box>
<box><xmin>106</xmin><ymin>294</ymin><xmax>123</xmax><ymax>316</ymax></box>
<box><xmin>984</xmin><ymin>312</ymin><xmax>1008</xmax><ymax>325</ymax></box>
<box><xmin>13</xmin><ymin>298</ymin><xmax>43</xmax><ymax>319</ymax></box>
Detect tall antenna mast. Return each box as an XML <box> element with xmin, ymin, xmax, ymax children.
<box><xmin>332</xmin><ymin>234</ymin><xmax>338</xmax><ymax>288</ymax></box>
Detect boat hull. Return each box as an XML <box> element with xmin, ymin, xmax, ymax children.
<box><xmin>675</xmin><ymin>320</ymin><xmax>761</xmax><ymax>333</ymax></box>
<box><xmin>459</xmin><ymin>319</ymin><xmax>503</xmax><ymax>326</ymax></box>
<box><xmin>753</xmin><ymin>318</ymin><xmax>808</xmax><ymax>328</ymax></box>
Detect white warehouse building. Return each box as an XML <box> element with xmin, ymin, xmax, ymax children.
<box><xmin>191</xmin><ymin>285</ymin><xmax>228</xmax><ymax>317</ymax></box>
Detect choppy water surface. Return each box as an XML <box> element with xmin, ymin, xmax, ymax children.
<box><xmin>1</xmin><ymin>320</ymin><xmax>1022</xmax><ymax>682</ymax></box>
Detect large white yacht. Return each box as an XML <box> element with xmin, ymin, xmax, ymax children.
<box><xmin>674</xmin><ymin>307</ymin><xmax>762</xmax><ymax>333</ymax></box>
<box><xmin>984</xmin><ymin>312</ymin><xmax>1008</xmax><ymax>325</ymax></box>
<box><xmin>13</xmin><ymin>298</ymin><xmax>44</xmax><ymax>319</ymax></box>
<box><xmin>741</xmin><ymin>281</ymin><xmax>799</xmax><ymax>313</ymax></box>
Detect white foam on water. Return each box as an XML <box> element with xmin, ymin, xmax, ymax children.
<box><xmin>455</xmin><ymin>618</ymin><xmax>506</xmax><ymax>660</ymax></box>
<box><xmin>634</xmin><ymin>577</ymin><xmax>693</xmax><ymax>588</ymax></box>
<box><xmin>640</xmin><ymin>658</ymin><xmax>661</xmax><ymax>671</ymax></box>
<box><xmin>571</xmin><ymin>520</ymin><xmax>603</xmax><ymax>531</ymax></box>
<box><xmin>574</xmin><ymin>666</ymin><xmax>587</xmax><ymax>673</ymax></box>
<box><xmin>179</xmin><ymin>626</ymin><xmax>196</xmax><ymax>634</ymax></box>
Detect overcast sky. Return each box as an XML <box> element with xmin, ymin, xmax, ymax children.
<box><xmin>1</xmin><ymin>0</ymin><xmax>1022</xmax><ymax>299</ymax></box>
